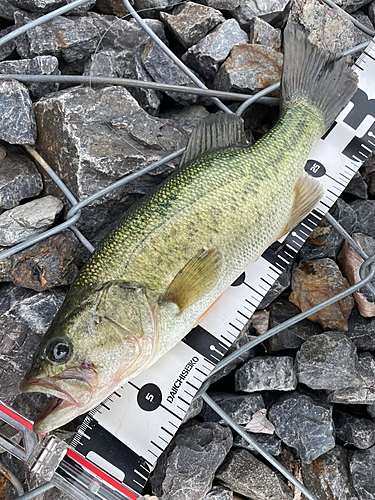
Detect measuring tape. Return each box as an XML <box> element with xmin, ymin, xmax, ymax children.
<box><xmin>1</xmin><ymin>39</ymin><xmax>375</xmax><ymax>500</ymax></box>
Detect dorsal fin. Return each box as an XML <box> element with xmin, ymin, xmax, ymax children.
<box><xmin>180</xmin><ymin>112</ymin><xmax>248</xmax><ymax>168</ymax></box>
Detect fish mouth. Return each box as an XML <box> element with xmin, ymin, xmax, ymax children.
<box><xmin>20</xmin><ymin>367</ymin><xmax>98</xmax><ymax>434</ymax></box>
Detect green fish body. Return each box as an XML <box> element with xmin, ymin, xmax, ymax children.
<box><xmin>21</xmin><ymin>24</ymin><xmax>358</xmax><ymax>434</ymax></box>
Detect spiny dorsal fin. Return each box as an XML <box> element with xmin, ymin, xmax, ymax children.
<box><xmin>180</xmin><ymin>112</ymin><xmax>248</xmax><ymax>168</ymax></box>
<box><xmin>161</xmin><ymin>248</ymin><xmax>222</xmax><ymax>313</ymax></box>
<box><xmin>277</xmin><ymin>170</ymin><xmax>324</xmax><ymax>240</ymax></box>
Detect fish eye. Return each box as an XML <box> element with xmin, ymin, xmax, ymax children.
<box><xmin>46</xmin><ymin>339</ymin><xmax>72</xmax><ymax>365</ymax></box>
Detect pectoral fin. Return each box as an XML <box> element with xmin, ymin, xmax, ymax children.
<box><xmin>161</xmin><ymin>249</ymin><xmax>222</xmax><ymax>313</ymax></box>
<box><xmin>277</xmin><ymin>171</ymin><xmax>324</xmax><ymax>240</ymax></box>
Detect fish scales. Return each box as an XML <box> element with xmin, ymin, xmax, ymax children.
<box><xmin>20</xmin><ymin>23</ymin><xmax>359</xmax><ymax>433</ymax></box>
<box><xmin>77</xmin><ymin>105</ymin><xmax>322</xmax><ymax>295</ymax></box>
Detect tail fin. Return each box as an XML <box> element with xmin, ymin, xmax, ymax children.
<box><xmin>281</xmin><ymin>23</ymin><xmax>358</xmax><ymax>132</ymax></box>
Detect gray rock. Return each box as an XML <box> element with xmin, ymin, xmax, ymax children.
<box><xmin>160</xmin><ymin>105</ymin><xmax>210</xmax><ymax>134</ymax></box>
<box><xmin>84</xmin><ymin>49</ymin><xmax>121</xmax><ymax>78</ymax></box>
<box><xmin>182</xmin><ymin>19</ymin><xmax>248</xmax><ymax>80</ymax></box>
<box><xmin>290</xmin><ymin>0</ymin><xmax>361</xmax><ymax>54</ymax></box>
<box><xmin>368</xmin><ymin>404</ymin><xmax>375</xmax><ymax>420</ymax></box>
<box><xmin>367</xmin><ymin>171</ymin><xmax>375</xmax><ymax>197</ymax></box>
<box><xmin>5</xmin><ymin>286</ymin><xmax>66</xmax><ymax>335</ymax></box>
<box><xmin>149</xmin><ymin>422</ymin><xmax>233</xmax><ymax>500</ymax></box>
<box><xmin>258</xmin><ymin>264</ymin><xmax>292</xmax><ymax>309</ymax></box>
<box><xmin>215</xmin><ymin>44</ymin><xmax>282</xmax><ymax>94</ymax></box>
<box><xmin>235</xmin><ymin>356</ymin><xmax>297</xmax><ymax>392</ymax></box>
<box><xmin>133</xmin><ymin>0</ymin><xmax>180</xmax><ymax>14</ymax></box>
<box><xmin>0</xmin><ymin>80</ymin><xmax>36</xmax><ymax>145</ymax></box>
<box><xmin>296</xmin><ymin>332</ymin><xmax>362</xmax><ymax>390</ymax></box>
<box><xmin>301</xmin><ymin>446</ymin><xmax>359</xmax><ymax>500</ymax></box>
<box><xmin>0</xmin><ymin>26</ymin><xmax>16</xmax><ymax>61</ymax></box>
<box><xmin>349</xmin><ymin>445</ymin><xmax>375</xmax><ymax>499</ymax></box>
<box><xmin>160</xmin><ymin>2</ymin><xmax>224</xmax><ymax>49</ymax></box>
<box><xmin>300</xmin><ymin>198</ymin><xmax>357</xmax><ymax>261</ymax></box>
<box><xmin>370</xmin><ymin>2</ymin><xmax>375</xmax><ymax>27</ymax></box>
<box><xmin>0</xmin><ymin>283</ymin><xmax>66</xmax><ymax>404</ymax></box>
<box><xmin>0</xmin><ymin>148</ymin><xmax>43</xmax><ymax>209</ymax></box>
<box><xmin>334</xmin><ymin>410</ymin><xmax>375</xmax><ymax>449</ymax></box>
<box><xmin>344</xmin><ymin>171</ymin><xmax>368</xmax><ymax>199</ymax></box>
<box><xmin>234</xmin><ymin>433</ymin><xmax>282</xmax><ymax>456</ymax></box>
<box><xmin>351</xmin><ymin>11</ymin><xmax>374</xmax><ymax>46</ymax></box>
<box><xmin>248</xmin><ymin>17</ymin><xmax>281</xmax><ymax>51</ymax></box>
<box><xmin>33</xmin><ymin>85</ymin><xmax>188</xmax><ymax>239</ymax></box>
<box><xmin>142</xmin><ymin>39</ymin><xmax>200</xmax><ymax>105</ymax></box>
<box><xmin>266</xmin><ymin>298</ymin><xmax>322</xmax><ymax>352</ymax></box>
<box><xmin>0</xmin><ymin>56</ymin><xmax>59</xmax><ymax>101</ymax></box>
<box><xmin>8</xmin><ymin>0</ymin><xmax>96</xmax><ymax>13</ymax></box>
<box><xmin>216</xmin><ymin>448</ymin><xmax>292</xmax><ymax>500</ymax></box>
<box><xmin>333</xmin><ymin>0</ymin><xmax>372</xmax><ymax>13</ymax></box>
<box><xmin>0</xmin><ymin>0</ymin><xmax>18</xmax><ymax>19</ymax></box>
<box><xmin>182</xmin><ymin>397</ymin><xmax>203</xmax><ymax>424</ymax></box>
<box><xmin>232</xmin><ymin>0</ymin><xmax>290</xmax><ymax>30</ymax></box>
<box><xmin>0</xmin><ymin>196</ymin><xmax>63</xmax><ymax>246</ymax></box>
<box><xmin>200</xmin><ymin>392</ymin><xmax>264</xmax><ymax>425</ymax></box>
<box><xmin>202</xmin><ymin>486</ymin><xmax>233</xmax><ymax>500</ymax></box>
<box><xmin>122</xmin><ymin>54</ymin><xmax>161</xmax><ymax>116</ymax></box>
<box><xmin>328</xmin><ymin>352</ymin><xmax>375</xmax><ymax>404</ymax></box>
<box><xmin>350</xmin><ymin>199</ymin><xmax>375</xmax><ymax>239</ymax></box>
<box><xmin>208</xmin><ymin>326</ymin><xmax>256</xmax><ymax>384</ymax></box>
<box><xmin>268</xmin><ymin>392</ymin><xmax>335</xmax><ymax>463</ymax></box>
<box><xmin>338</xmin><ymin>233</ymin><xmax>375</xmax><ymax>317</ymax></box>
<box><xmin>14</xmin><ymin>11</ymin><xmax>100</xmax><ymax>63</ymax></box>
<box><xmin>89</xmin><ymin>14</ymin><xmax>167</xmax><ymax>56</ymax></box>
<box><xmin>199</xmin><ymin>0</ymin><xmax>240</xmax><ymax>10</ymax></box>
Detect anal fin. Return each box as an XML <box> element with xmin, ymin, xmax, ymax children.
<box><xmin>277</xmin><ymin>171</ymin><xmax>324</xmax><ymax>240</ymax></box>
<box><xmin>161</xmin><ymin>248</ymin><xmax>222</xmax><ymax>313</ymax></box>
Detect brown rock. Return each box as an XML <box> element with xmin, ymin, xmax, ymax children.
<box><xmin>95</xmin><ymin>0</ymin><xmax>133</xmax><ymax>16</ymax></box>
<box><xmin>0</xmin><ymin>473</ymin><xmax>17</xmax><ymax>500</ymax></box>
<box><xmin>338</xmin><ymin>233</ymin><xmax>375</xmax><ymax>318</ymax></box>
<box><xmin>289</xmin><ymin>258</ymin><xmax>354</xmax><ymax>331</ymax></box>
<box><xmin>214</xmin><ymin>44</ymin><xmax>282</xmax><ymax>94</ymax></box>
<box><xmin>9</xmin><ymin>232</ymin><xmax>79</xmax><ymax>291</ymax></box>
<box><xmin>0</xmin><ymin>144</ymin><xmax>6</xmax><ymax>162</ymax></box>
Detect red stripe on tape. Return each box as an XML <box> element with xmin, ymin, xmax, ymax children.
<box><xmin>0</xmin><ymin>402</ymin><xmax>34</xmax><ymax>431</ymax></box>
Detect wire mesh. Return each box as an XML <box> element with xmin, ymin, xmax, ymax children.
<box><xmin>1</xmin><ymin>0</ymin><xmax>375</xmax><ymax>499</ymax></box>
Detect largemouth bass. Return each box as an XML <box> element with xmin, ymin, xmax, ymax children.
<box><xmin>20</xmin><ymin>23</ymin><xmax>358</xmax><ymax>434</ymax></box>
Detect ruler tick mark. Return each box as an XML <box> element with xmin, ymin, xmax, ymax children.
<box><xmin>186</xmin><ymin>381</ymin><xmax>199</xmax><ymax>391</ymax></box>
<box><xmin>161</xmin><ymin>404</ymin><xmax>183</xmax><ymax>421</ymax></box>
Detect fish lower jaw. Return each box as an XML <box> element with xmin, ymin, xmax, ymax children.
<box><xmin>33</xmin><ymin>396</ymin><xmax>81</xmax><ymax>435</ymax></box>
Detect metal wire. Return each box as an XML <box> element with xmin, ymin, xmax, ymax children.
<box><xmin>0</xmin><ymin>461</ymin><xmax>24</xmax><ymax>496</ymax></box>
<box><xmin>0</xmin><ymin>0</ymin><xmax>92</xmax><ymax>48</ymax></box>
<box><xmin>1</xmin><ymin>0</ymin><xmax>374</xmax><ymax>499</ymax></box>
<box><xmin>0</xmin><ymin>74</ymin><xmax>279</xmax><ymax>105</ymax></box>
<box><xmin>16</xmin><ymin>482</ymin><xmax>54</xmax><ymax>499</ymax></box>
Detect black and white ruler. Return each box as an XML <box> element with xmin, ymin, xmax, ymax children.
<box><xmin>2</xmin><ymin>39</ymin><xmax>375</xmax><ymax>500</ymax></box>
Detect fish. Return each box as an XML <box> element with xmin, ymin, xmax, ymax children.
<box><xmin>20</xmin><ymin>23</ymin><xmax>358</xmax><ymax>434</ymax></box>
